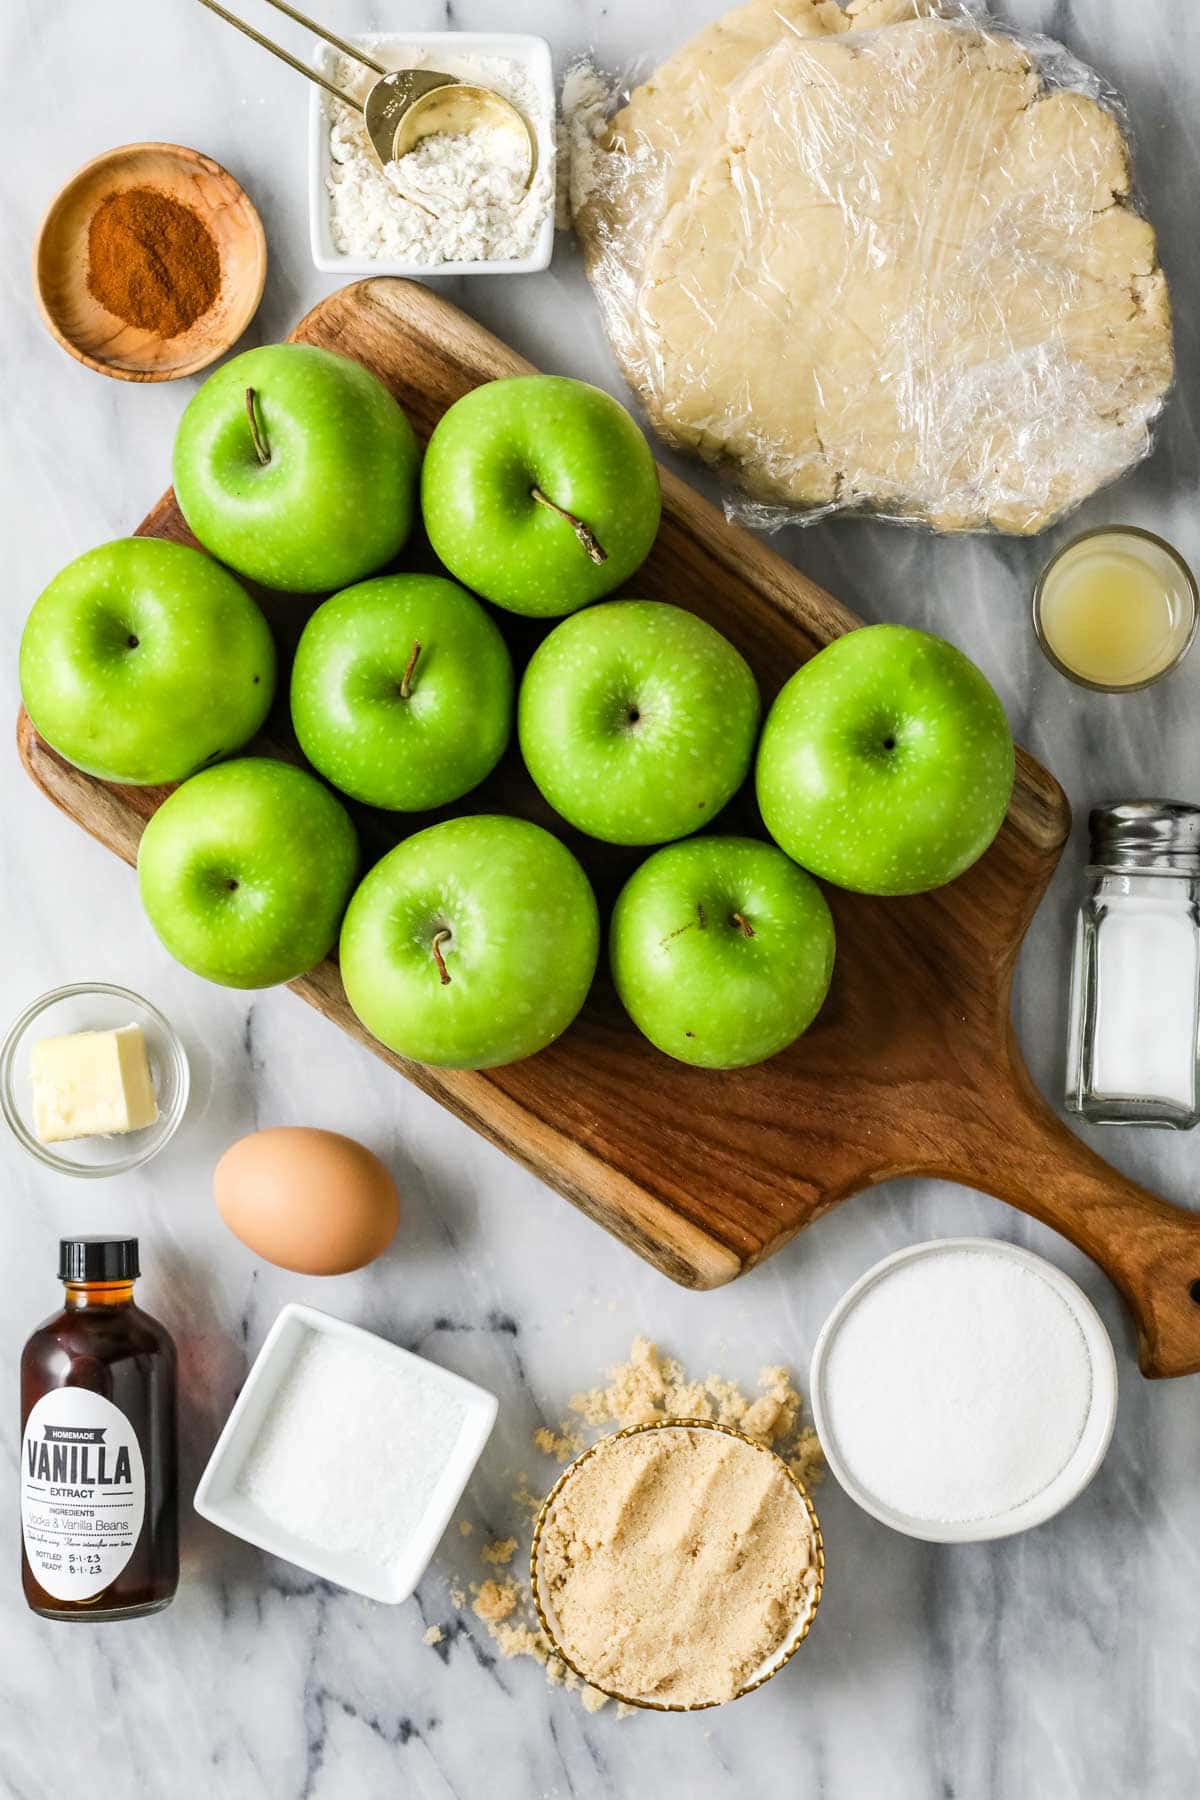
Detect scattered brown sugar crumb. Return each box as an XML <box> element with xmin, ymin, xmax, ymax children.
<box><xmin>485</xmin><ymin>1615</ymin><xmax>613</xmax><ymax>1714</ymax></box>
<box><xmin>567</xmin><ymin>1338</ymin><xmax>820</xmax><ymax>1476</ymax></box>
<box><xmin>422</xmin><ymin>1625</ymin><xmax>444</xmax><ymax>1647</ymax></box>
<box><xmin>458</xmin><ymin>1520</ymin><xmax>474</xmax><ymax>1537</ymax></box>
<box><xmin>481</xmin><ymin>1536</ymin><xmax>518</xmax><ymax>1567</ymax></box>
<box><xmin>449</xmin><ymin>1585</ymin><xmax>466</xmax><ymax>1609</ymax></box>
<box><xmin>512</xmin><ymin>1474</ymin><xmax>541</xmax><ymax>1519</ymax></box>
<box><xmin>493</xmin><ymin>1619</ymin><xmax>552</xmax><ymax>1665</ymax></box>
<box><xmin>472</xmin><ymin>1578</ymin><xmax>519</xmax><ymax>1625</ymax></box>
<box><xmin>788</xmin><ymin>1426</ymin><xmax>827</xmax><ymax>1490</ymax></box>
<box><xmin>570</xmin><ymin>1334</ymin><xmax>667</xmax><ymax>1428</ymax></box>
<box><xmin>533</xmin><ymin>1424</ymin><xmax>584</xmax><ymax>1463</ymax></box>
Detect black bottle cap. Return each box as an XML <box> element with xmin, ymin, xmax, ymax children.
<box><xmin>59</xmin><ymin>1237</ymin><xmax>140</xmax><ymax>1284</ymax></box>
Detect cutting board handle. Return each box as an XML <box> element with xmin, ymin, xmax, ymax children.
<box><xmin>959</xmin><ymin>1078</ymin><xmax>1200</xmax><ymax>1378</ymax></box>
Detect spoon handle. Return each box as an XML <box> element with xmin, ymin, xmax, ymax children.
<box><xmin>193</xmin><ymin>0</ymin><xmax>365</xmax><ymax>111</ymax></box>
<box><xmin>253</xmin><ymin>0</ymin><xmax>387</xmax><ymax>77</ymax></box>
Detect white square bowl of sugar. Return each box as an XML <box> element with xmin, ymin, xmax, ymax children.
<box><xmin>308</xmin><ymin>34</ymin><xmax>556</xmax><ymax>277</ymax></box>
<box><xmin>194</xmin><ymin>1303</ymin><xmax>498</xmax><ymax>1602</ymax></box>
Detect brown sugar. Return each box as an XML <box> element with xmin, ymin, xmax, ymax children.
<box><xmin>567</xmin><ymin>1337</ymin><xmax>822</xmax><ymax>1469</ymax></box>
<box><xmin>533</xmin><ymin>1424</ymin><xmax>584</xmax><ymax>1463</ymax></box>
<box><xmin>471</xmin><ymin>1578</ymin><xmax>519</xmax><ymax>1625</ymax></box>
<box><xmin>538</xmin><ymin>1426</ymin><xmax>819</xmax><ymax>1706</ymax></box>
<box><xmin>434</xmin><ymin>1337</ymin><xmax>824</xmax><ymax>1719</ymax></box>
<box><xmin>480</xmin><ymin>1536</ymin><xmax>518</xmax><ymax>1567</ymax></box>
<box><xmin>86</xmin><ymin>187</ymin><xmax>220</xmax><ymax>336</ymax></box>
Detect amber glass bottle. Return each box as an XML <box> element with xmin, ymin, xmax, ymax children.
<box><xmin>20</xmin><ymin>1238</ymin><xmax>178</xmax><ymax>1621</ymax></box>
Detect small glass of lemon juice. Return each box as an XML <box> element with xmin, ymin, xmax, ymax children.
<box><xmin>1032</xmin><ymin>527</ymin><xmax>1198</xmax><ymax>692</ymax></box>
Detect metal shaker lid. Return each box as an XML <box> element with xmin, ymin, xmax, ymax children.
<box><xmin>1088</xmin><ymin>800</ymin><xmax>1200</xmax><ymax>872</ymax></box>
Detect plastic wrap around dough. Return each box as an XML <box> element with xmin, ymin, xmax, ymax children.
<box><xmin>573</xmin><ymin>2</ymin><xmax>1173</xmax><ymax>533</ymax></box>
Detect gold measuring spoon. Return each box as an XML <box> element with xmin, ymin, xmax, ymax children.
<box><xmin>393</xmin><ymin>81</ymin><xmax>537</xmax><ymax>179</ymax></box>
<box><xmin>194</xmin><ymin>0</ymin><xmax>536</xmax><ymax>183</ymax></box>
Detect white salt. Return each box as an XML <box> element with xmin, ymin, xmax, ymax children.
<box><xmin>238</xmin><ymin>1331</ymin><xmax>466</xmax><ymax>1563</ymax></box>
<box><xmin>821</xmin><ymin>1248</ymin><xmax>1093</xmax><ymax>1524</ymax></box>
<box><xmin>1089</xmin><ymin>898</ymin><xmax>1199</xmax><ymax>1108</ymax></box>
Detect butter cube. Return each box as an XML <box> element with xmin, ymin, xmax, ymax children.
<box><xmin>31</xmin><ymin>1024</ymin><xmax>159</xmax><ymax>1144</ymax></box>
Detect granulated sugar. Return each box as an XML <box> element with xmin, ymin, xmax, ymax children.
<box><xmin>238</xmin><ymin>1330</ymin><xmax>465</xmax><ymax>1561</ymax></box>
<box><xmin>820</xmin><ymin>1248</ymin><xmax>1094</xmax><ymax>1524</ymax></box>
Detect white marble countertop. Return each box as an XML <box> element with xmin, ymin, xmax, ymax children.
<box><xmin>3</xmin><ymin>2</ymin><xmax>1200</xmax><ymax>1796</ymax></box>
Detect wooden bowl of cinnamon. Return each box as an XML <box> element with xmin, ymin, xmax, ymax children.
<box><xmin>35</xmin><ymin>143</ymin><xmax>267</xmax><ymax>382</ymax></box>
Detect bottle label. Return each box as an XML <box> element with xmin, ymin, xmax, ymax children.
<box><xmin>21</xmin><ymin>1390</ymin><xmax>146</xmax><ymax>1603</ymax></box>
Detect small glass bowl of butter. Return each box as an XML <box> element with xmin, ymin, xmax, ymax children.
<box><xmin>0</xmin><ymin>983</ymin><xmax>190</xmax><ymax>1177</ymax></box>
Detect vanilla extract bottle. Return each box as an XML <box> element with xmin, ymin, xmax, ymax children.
<box><xmin>20</xmin><ymin>1238</ymin><xmax>178</xmax><ymax>1621</ymax></box>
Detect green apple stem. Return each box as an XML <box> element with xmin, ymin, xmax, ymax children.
<box><xmin>430</xmin><ymin>928</ymin><xmax>452</xmax><ymax>986</ymax></box>
<box><xmin>245</xmin><ymin>388</ymin><xmax>271</xmax><ymax>467</ymax></box>
<box><xmin>731</xmin><ymin>912</ymin><xmax>755</xmax><ymax>938</ymax></box>
<box><xmin>400</xmin><ymin>641</ymin><xmax>422</xmax><ymax>700</ymax></box>
<box><xmin>529</xmin><ymin>487</ymin><xmax>608</xmax><ymax>565</ymax></box>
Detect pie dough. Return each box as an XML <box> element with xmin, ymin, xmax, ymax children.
<box><xmin>577</xmin><ymin>9</ymin><xmax>1173</xmax><ymax>532</ymax></box>
<box><xmin>577</xmin><ymin>0</ymin><xmax>918</xmax><ymax>363</ymax></box>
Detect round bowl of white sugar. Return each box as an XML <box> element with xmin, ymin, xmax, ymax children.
<box><xmin>810</xmin><ymin>1239</ymin><xmax>1118</xmax><ymax>1543</ymax></box>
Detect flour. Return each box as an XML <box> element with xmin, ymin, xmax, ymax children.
<box><xmin>819</xmin><ymin>1247</ymin><xmax>1095</xmax><ymax>1525</ymax></box>
<box><xmin>556</xmin><ymin>60</ymin><xmax>618</xmax><ymax>229</ymax></box>
<box><xmin>326</xmin><ymin>43</ymin><xmax>552</xmax><ymax>265</ymax></box>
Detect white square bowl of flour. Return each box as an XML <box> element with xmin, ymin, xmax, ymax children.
<box><xmin>308</xmin><ymin>33</ymin><xmax>556</xmax><ymax>276</ymax></box>
<box><xmin>194</xmin><ymin>1303</ymin><xmax>498</xmax><ymax>1602</ymax></box>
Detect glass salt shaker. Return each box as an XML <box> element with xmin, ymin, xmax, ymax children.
<box><xmin>1066</xmin><ymin>801</ymin><xmax>1200</xmax><ymax>1127</ymax></box>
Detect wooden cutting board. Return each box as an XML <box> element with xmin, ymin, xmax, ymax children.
<box><xmin>19</xmin><ymin>278</ymin><xmax>1200</xmax><ymax>1378</ymax></box>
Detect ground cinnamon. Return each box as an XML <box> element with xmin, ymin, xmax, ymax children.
<box><xmin>86</xmin><ymin>186</ymin><xmax>220</xmax><ymax>337</ymax></box>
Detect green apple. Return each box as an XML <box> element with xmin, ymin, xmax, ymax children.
<box><xmin>173</xmin><ymin>344</ymin><xmax>420</xmax><ymax>593</ymax></box>
<box><xmin>290</xmin><ymin>574</ymin><xmax>514</xmax><ymax>811</ymax></box>
<box><xmin>610</xmin><ymin>837</ymin><xmax>835</xmax><ymax>1068</ymax></box>
<box><xmin>138</xmin><ymin>758</ymin><xmax>358</xmax><ymax>988</ymax></box>
<box><xmin>339</xmin><ymin>815</ymin><xmax>599</xmax><ymax>1069</ymax></box>
<box><xmin>756</xmin><ymin>624</ymin><xmax>1014</xmax><ymax>896</ymax></box>
<box><xmin>517</xmin><ymin>600</ymin><xmax>761</xmax><ymax>845</ymax></box>
<box><xmin>420</xmin><ymin>376</ymin><xmax>661</xmax><ymax>617</ymax></box>
<box><xmin>19</xmin><ymin>538</ymin><xmax>275</xmax><ymax>784</ymax></box>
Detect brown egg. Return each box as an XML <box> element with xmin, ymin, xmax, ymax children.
<box><xmin>214</xmin><ymin>1127</ymin><xmax>400</xmax><ymax>1275</ymax></box>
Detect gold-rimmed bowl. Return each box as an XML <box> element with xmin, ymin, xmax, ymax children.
<box><xmin>529</xmin><ymin>1417</ymin><xmax>824</xmax><ymax>1712</ymax></box>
